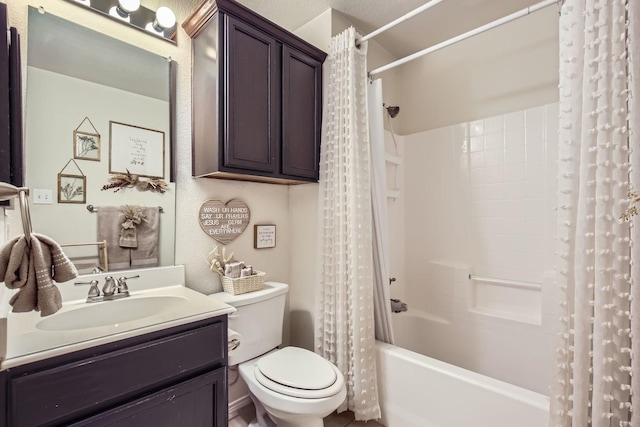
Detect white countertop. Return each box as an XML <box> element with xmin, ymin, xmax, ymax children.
<box><xmin>1</xmin><ymin>266</ymin><xmax>234</xmax><ymax>369</ymax></box>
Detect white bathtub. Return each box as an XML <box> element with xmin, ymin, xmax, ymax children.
<box><xmin>376</xmin><ymin>341</ymin><xmax>550</xmax><ymax>427</ymax></box>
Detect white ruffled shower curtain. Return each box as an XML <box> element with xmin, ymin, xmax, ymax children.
<box><xmin>551</xmin><ymin>1</ymin><xmax>638</xmax><ymax>425</ymax></box>
<box><xmin>315</xmin><ymin>27</ymin><xmax>383</xmax><ymax>421</ymax></box>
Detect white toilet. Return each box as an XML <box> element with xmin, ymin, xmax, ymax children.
<box><xmin>210</xmin><ymin>281</ymin><xmax>346</xmax><ymax>427</ymax></box>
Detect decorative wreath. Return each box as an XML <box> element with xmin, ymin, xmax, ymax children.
<box><xmin>101</xmin><ymin>170</ymin><xmax>169</xmax><ymax>194</ymax></box>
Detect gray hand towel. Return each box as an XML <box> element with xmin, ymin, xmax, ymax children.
<box><xmin>130</xmin><ymin>207</ymin><xmax>160</xmax><ymax>268</ymax></box>
<box><xmin>34</xmin><ymin>233</ymin><xmax>78</xmax><ymax>282</ymax></box>
<box><xmin>0</xmin><ymin>235</ymin><xmax>29</xmax><ymax>290</ymax></box>
<box><xmin>0</xmin><ymin>235</ymin><xmax>35</xmax><ymax>312</ymax></box>
<box><xmin>97</xmin><ymin>207</ymin><xmax>130</xmax><ymax>271</ymax></box>
<box><xmin>0</xmin><ymin>233</ymin><xmax>78</xmax><ymax>316</ymax></box>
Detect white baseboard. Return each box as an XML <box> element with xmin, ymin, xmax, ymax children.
<box><xmin>229</xmin><ymin>394</ymin><xmax>253</xmax><ymax>419</ymax></box>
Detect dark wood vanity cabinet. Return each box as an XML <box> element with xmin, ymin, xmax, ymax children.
<box><xmin>0</xmin><ymin>370</ymin><xmax>6</xmax><ymax>427</ymax></box>
<box><xmin>0</xmin><ymin>316</ymin><xmax>228</xmax><ymax>427</ymax></box>
<box><xmin>184</xmin><ymin>0</ymin><xmax>326</xmax><ymax>184</ymax></box>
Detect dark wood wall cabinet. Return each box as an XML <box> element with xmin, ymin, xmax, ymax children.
<box><xmin>184</xmin><ymin>0</ymin><xmax>327</xmax><ymax>184</ymax></box>
<box><xmin>0</xmin><ymin>316</ymin><xmax>228</xmax><ymax>427</ymax></box>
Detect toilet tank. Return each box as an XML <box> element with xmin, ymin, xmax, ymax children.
<box><xmin>210</xmin><ymin>281</ymin><xmax>289</xmax><ymax>365</ymax></box>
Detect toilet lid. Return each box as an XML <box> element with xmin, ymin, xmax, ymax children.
<box><xmin>256</xmin><ymin>347</ymin><xmax>337</xmax><ymax>390</ymax></box>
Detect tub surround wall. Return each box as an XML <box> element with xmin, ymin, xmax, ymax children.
<box><xmin>393</xmin><ymin>262</ymin><xmax>557</xmax><ymax>395</ymax></box>
<box><xmin>399</xmin><ymin>103</ymin><xmax>560</xmax><ymax>394</ymax></box>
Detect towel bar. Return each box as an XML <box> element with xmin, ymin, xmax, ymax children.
<box><xmin>60</xmin><ymin>239</ymin><xmax>109</xmax><ymax>272</ymax></box>
<box><xmin>87</xmin><ymin>204</ymin><xmax>164</xmax><ymax>213</ymax></box>
<box><xmin>0</xmin><ymin>182</ymin><xmax>33</xmax><ymax>245</ymax></box>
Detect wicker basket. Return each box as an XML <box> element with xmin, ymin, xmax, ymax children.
<box><xmin>221</xmin><ymin>271</ymin><xmax>266</xmax><ymax>295</ymax></box>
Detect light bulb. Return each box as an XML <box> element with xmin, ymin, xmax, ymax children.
<box><xmin>109</xmin><ymin>0</ymin><xmax>140</xmax><ymax>22</ymax></box>
<box><xmin>146</xmin><ymin>6</ymin><xmax>176</xmax><ymax>36</ymax></box>
<box><xmin>155</xmin><ymin>7</ymin><xmax>176</xmax><ymax>29</ymax></box>
<box><xmin>118</xmin><ymin>0</ymin><xmax>140</xmax><ymax>13</ymax></box>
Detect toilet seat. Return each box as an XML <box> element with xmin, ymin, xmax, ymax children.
<box><xmin>254</xmin><ymin>347</ymin><xmax>344</xmax><ymax>399</ymax></box>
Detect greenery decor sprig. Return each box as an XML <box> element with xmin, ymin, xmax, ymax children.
<box><xmin>619</xmin><ymin>190</ymin><xmax>640</xmax><ymax>222</ymax></box>
<box><xmin>101</xmin><ymin>170</ymin><xmax>169</xmax><ymax>194</ymax></box>
<box><xmin>206</xmin><ymin>245</ymin><xmax>236</xmax><ymax>276</ymax></box>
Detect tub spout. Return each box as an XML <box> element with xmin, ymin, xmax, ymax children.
<box><xmin>390</xmin><ymin>298</ymin><xmax>408</xmax><ymax>313</ymax></box>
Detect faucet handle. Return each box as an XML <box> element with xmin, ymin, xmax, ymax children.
<box><xmin>74</xmin><ymin>280</ymin><xmax>100</xmax><ymax>298</ymax></box>
<box><xmin>117</xmin><ymin>274</ymin><xmax>139</xmax><ymax>295</ymax></box>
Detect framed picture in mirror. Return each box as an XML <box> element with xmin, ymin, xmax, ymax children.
<box><xmin>109</xmin><ymin>121</ymin><xmax>165</xmax><ymax>179</ymax></box>
<box><xmin>58</xmin><ymin>173</ymin><xmax>86</xmax><ymax>204</ymax></box>
<box><xmin>73</xmin><ymin>130</ymin><xmax>101</xmax><ymax>161</ymax></box>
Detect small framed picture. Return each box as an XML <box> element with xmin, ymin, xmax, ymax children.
<box><xmin>58</xmin><ymin>173</ymin><xmax>86</xmax><ymax>204</ymax></box>
<box><xmin>254</xmin><ymin>224</ymin><xmax>276</xmax><ymax>249</ymax></box>
<box><xmin>74</xmin><ymin>130</ymin><xmax>101</xmax><ymax>161</ymax></box>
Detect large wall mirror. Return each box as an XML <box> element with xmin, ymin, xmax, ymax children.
<box><xmin>25</xmin><ymin>7</ymin><xmax>176</xmax><ymax>273</ymax></box>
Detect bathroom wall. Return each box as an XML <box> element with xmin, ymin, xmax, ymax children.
<box><xmin>395</xmin><ymin>6</ymin><xmax>559</xmax><ymax>135</ymax></box>
<box><xmin>399</xmin><ymin>103</ymin><xmax>560</xmax><ymax>394</ymax></box>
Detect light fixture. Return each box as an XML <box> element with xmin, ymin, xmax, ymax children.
<box><xmin>109</xmin><ymin>0</ymin><xmax>141</xmax><ymax>23</ymax></box>
<box><xmin>145</xmin><ymin>6</ymin><xmax>176</xmax><ymax>35</ymax></box>
<box><xmin>65</xmin><ymin>0</ymin><xmax>176</xmax><ymax>43</ymax></box>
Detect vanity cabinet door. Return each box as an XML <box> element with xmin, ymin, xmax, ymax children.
<box><xmin>69</xmin><ymin>368</ymin><xmax>227</xmax><ymax>427</ymax></box>
<box><xmin>222</xmin><ymin>15</ymin><xmax>280</xmax><ymax>175</ymax></box>
<box><xmin>0</xmin><ymin>370</ymin><xmax>6</xmax><ymax>427</ymax></box>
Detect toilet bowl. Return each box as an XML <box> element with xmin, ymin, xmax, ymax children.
<box><xmin>239</xmin><ymin>347</ymin><xmax>346</xmax><ymax>427</ymax></box>
<box><xmin>209</xmin><ymin>282</ymin><xmax>347</xmax><ymax>427</ymax></box>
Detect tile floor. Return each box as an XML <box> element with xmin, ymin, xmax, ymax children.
<box><xmin>324</xmin><ymin>410</ymin><xmax>385</xmax><ymax>427</ymax></box>
<box><xmin>230</xmin><ymin>405</ymin><xmax>385</xmax><ymax>427</ymax></box>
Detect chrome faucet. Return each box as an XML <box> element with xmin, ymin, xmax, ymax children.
<box><xmin>102</xmin><ymin>276</ymin><xmax>118</xmax><ymax>297</ymax></box>
<box><xmin>75</xmin><ymin>274</ymin><xmax>140</xmax><ymax>303</ymax></box>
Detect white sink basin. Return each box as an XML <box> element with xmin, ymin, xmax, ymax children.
<box><xmin>36</xmin><ymin>295</ymin><xmax>189</xmax><ymax>331</ymax></box>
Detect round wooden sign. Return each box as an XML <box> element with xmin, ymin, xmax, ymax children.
<box><xmin>198</xmin><ymin>199</ymin><xmax>251</xmax><ymax>244</ymax></box>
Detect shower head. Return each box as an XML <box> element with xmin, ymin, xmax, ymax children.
<box><xmin>385</xmin><ymin>104</ymin><xmax>400</xmax><ymax>118</ymax></box>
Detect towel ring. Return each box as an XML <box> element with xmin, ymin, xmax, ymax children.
<box><xmin>18</xmin><ymin>190</ymin><xmax>33</xmax><ymax>243</ymax></box>
<box><xmin>0</xmin><ymin>182</ymin><xmax>33</xmax><ymax>246</ymax></box>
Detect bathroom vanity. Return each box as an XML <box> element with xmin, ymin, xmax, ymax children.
<box><xmin>2</xmin><ymin>317</ymin><xmax>227</xmax><ymax>427</ymax></box>
<box><xmin>0</xmin><ymin>267</ymin><xmax>234</xmax><ymax>427</ymax></box>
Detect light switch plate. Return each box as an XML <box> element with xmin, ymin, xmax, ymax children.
<box><xmin>33</xmin><ymin>189</ymin><xmax>53</xmax><ymax>205</ymax></box>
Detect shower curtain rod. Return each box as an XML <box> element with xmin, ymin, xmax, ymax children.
<box><xmin>356</xmin><ymin>0</ymin><xmax>444</xmax><ymax>45</ymax></box>
<box><xmin>368</xmin><ymin>0</ymin><xmax>558</xmax><ymax>77</ymax></box>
